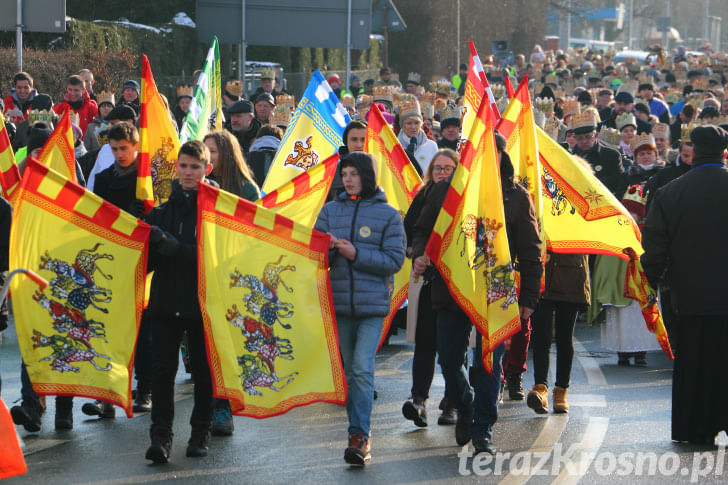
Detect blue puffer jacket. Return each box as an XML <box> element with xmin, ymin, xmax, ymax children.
<box><xmin>315</xmin><ymin>189</ymin><xmax>406</xmax><ymax>318</ymax></box>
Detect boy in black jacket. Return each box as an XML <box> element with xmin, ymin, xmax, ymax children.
<box><xmin>144</xmin><ymin>140</ymin><xmax>217</xmax><ymax>463</ymax></box>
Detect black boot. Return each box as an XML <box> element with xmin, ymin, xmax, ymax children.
<box><xmin>146</xmin><ymin>425</ymin><xmax>173</xmax><ymax>464</ymax></box>
<box><xmin>82</xmin><ymin>400</ymin><xmax>115</xmax><ymax>418</ymax></box>
<box><xmin>402</xmin><ymin>395</ymin><xmax>427</xmax><ymax>427</ymax></box>
<box><xmin>55</xmin><ymin>396</ymin><xmax>73</xmax><ymax>430</ymax></box>
<box><xmin>186</xmin><ymin>424</ymin><xmax>211</xmax><ymax>458</ymax></box>
<box><xmin>133</xmin><ymin>383</ymin><xmax>152</xmax><ymax>413</ymax></box>
<box><xmin>506</xmin><ymin>372</ymin><xmax>525</xmax><ymax>400</ymax></box>
<box><xmin>10</xmin><ymin>399</ymin><xmax>43</xmax><ymax>432</ymax></box>
<box><xmin>437</xmin><ymin>396</ymin><xmax>457</xmax><ymax>425</ymax></box>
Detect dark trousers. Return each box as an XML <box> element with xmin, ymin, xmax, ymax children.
<box><xmin>150</xmin><ymin>316</ymin><xmax>212</xmax><ymax>431</ymax></box>
<box><xmin>411</xmin><ymin>284</ymin><xmax>443</xmax><ymax>400</ymax></box>
<box><xmin>435</xmin><ymin>309</ymin><xmax>473</xmax><ymax>413</ymax></box>
<box><xmin>21</xmin><ymin>361</ymin><xmax>72</xmax><ymax>410</ymax></box>
<box><xmin>472</xmin><ymin>338</ymin><xmax>505</xmax><ymax>440</ymax></box>
<box><xmin>504</xmin><ymin>317</ymin><xmax>531</xmax><ymax>375</ymax></box>
<box><xmin>134</xmin><ymin>313</ymin><xmax>153</xmax><ymax>392</ymax></box>
<box><xmin>531</xmin><ymin>300</ymin><xmax>578</xmax><ymax>388</ymax></box>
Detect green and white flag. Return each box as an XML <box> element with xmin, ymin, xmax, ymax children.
<box><xmin>180</xmin><ymin>37</ymin><xmax>224</xmax><ymax>143</ymax></box>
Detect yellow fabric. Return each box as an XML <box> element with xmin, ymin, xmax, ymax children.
<box><xmin>38</xmin><ymin>111</ymin><xmax>76</xmax><ymax>183</ymax></box>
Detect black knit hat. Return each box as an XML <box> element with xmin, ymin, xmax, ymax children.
<box><xmin>27</xmin><ymin>125</ymin><xmax>52</xmax><ymax>154</ymax></box>
<box><xmin>105</xmin><ymin>104</ymin><xmax>137</xmax><ymax>122</ymax></box>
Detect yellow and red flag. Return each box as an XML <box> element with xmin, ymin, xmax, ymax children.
<box><xmin>426</xmin><ymin>97</ymin><xmax>520</xmax><ymax>374</ymax></box>
<box><xmin>197</xmin><ymin>182</ymin><xmax>346</xmax><ymax>418</ymax></box>
<box><xmin>9</xmin><ymin>160</ymin><xmax>150</xmax><ymax>417</ymax></box>
<box><xmin>38</xmin><ymin>110</ymin><xmax>77</xmax><ymax>183</ymax></box>
<box><xmin>0</xmin><ymin>116</ymin><xmax>20</xmax><ymax>202</ymax></box>
<box><xmin>258</xmin><ymin>153</ymin><xmax>338</xmax><ymax>227</ymax></box>
<box><xmin>462</xmin><ymin>41</ymin><xmax>500</xmax><ymax>142</ymax></box>
<box><xmin>137</xmin><ymin>54</ymin><xmax>180</xmax><ymax>213</ymax></box>
<box><xmin>365</xmin><ymin>104</ymin><xmax>422</xmax><ymax>347</ymax></box>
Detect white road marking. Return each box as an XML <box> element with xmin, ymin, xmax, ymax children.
<box><xmin>573</xmin><ymin>339</ymin><xmax>607</xmax><ymax>386</ymax></box>
<box><xmin>552</xmin><ymin>417</ymin><xmax>610</xmax><ymax>485</ymax></box>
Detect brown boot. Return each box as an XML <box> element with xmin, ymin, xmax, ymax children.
<box><xmin>344</xmin><ymin>433</ymin><xmax>371</xmax><ymax>466</ymax></box>
<box><xmin>553</xmin><ymin>386</ymin><xmax>569</xmax><ymax>414</ymax></box>
<box><xmin>526</xmin><ymin>384</ymin><xmax>549</xmax><ymax>414</ymax></box>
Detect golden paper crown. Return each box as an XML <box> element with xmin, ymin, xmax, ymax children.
<box><xmin>681</xmin><ymin>121</ymin><xmax>702</xmax><ymax>142</ymax></box>
<box><xmin>275</xmin><ymin>94</ymin><xmax>295</xmax><ymax>109</ymax></box>
<box><xmin>434</xmin><ymin>98</ymin><xmax>448</xmax><ymax>115</ymax></box>
<box><xmin>622</xmin><ymin>184</ymin><xmax>647</xmax><ymax>207</ymax></box>
<box><xmin>261</xmin><ymin>68</ymin><xmax>275</xmax><ymax>80</ymax></box>
<box><xmin>439</xmin><ymin>103</ymin><xmax>461</xmax><ymax>121</ymax></box>
<box><xmin>698</xmin><ymin>56</ymin><xmax>711</xmax><ymax>68</ymax></box>
<box><xmin>356</xmin><ymin>94</ymin><xmax>372</xmax><ymax>108</ymax></box>
<box><xmin>533</xmin><ymin>108</ymin><xmax>546</xmax><ymax>129</ymax></box>
<box><xmin>373</xmin><ymin>85</ymin><xmax>395</xmax><ymax>103</ymax></box>
<box><xmin>534</xmin><ymin>97</ymin><xmax>554</xmax><ymax>116</ymax></box>
<box><xmin>665</xmin><ymin>88</ymin><xmax>682</xmax><ymax>104</ymax></box>
<box><xmin>562</xmin><ymin>96</ymin><xmax>581</xmax><ymax>117</ymax></box>
<box><xmin>544</xmin><ymin>73</ymin><xmax>558</xmax><ymax>85</ymax></box>
<box><xmin>631</xmin><ymin>133</ymin><xmax>656</xmax><ymax>153</ymax></box>
<box><xmin>407</xmin><ymin>72</ymin><xmax>421</xmax><ymax>84</ymax></box>
<box><xmin>569</xmin><ymin>111</ymin><xmax>597</xmax><ymax>131</ymax></box>
<box><xmin>269</xmin><ymin>105</ymin><xmax>291</xmax><ymax>127</ymax></box>
<box><xmin>225</xmin><ymin>80</ymin><xmax>243</xmax><ymax>98</ymax></box>
<box><xmin>97</xmin><ymin>90</ymin><xmax>115</xmax><ymax>106</ymax></box>
<box><xmin>421</xmin><ymin>92</ymin><xmax>437</xmax><ymax>104</ymax></box>
<box><xmin>616</xmin><ymin>112</ymin><xmax>637</xmax><ymax>131</ymax></box>
<box><xmin>598</xmin><ymin>127</ymin><xmax>621</xmax><ymax>148</ymax></box>
<box><xmin>544</xmin><ymin>117</ymin><xmax>560</xmax><ymax>140</ymax></box>
<box><xmin>652</xmin><ymin>123</ymin><xmax>670</xmax><ymax>138</ymax></box>
<box><xmin>692</xmin><ymin>78</ymin><xmax>709</xmax><ymax>91</ymax></box>
<box><xmin>340</xmin><ymin>94</ymin><xmax>355</xmax><ymax>109</ymax></box>
<box><xmin>686</xmin><ymin>93</ymin><xmax>704</xmax><ymax>110</ymax></box>
<box><xmin>398</xmin><ymin>96</ymin><xmax>422</xmax><ymax>122</ymax></box>
<box><xmin>27</xmin><ymin>109</ymin><xmax>54</xmax><ymax>125</ymax></box>
<box><xmin>429</xmin><ymin>78</ymin><xmax>452</xmax><ymax>96</ymax></box>
<box><xmin>637</xmin><ymin>72</ymin><xmax>650</xmax><ymax>84</ymax></box>
<box><xmin>420</xmin><ymin>99</ymin><xmax>435</xmax><ymax>119</ymax></box>
<box><xmin>491</xmin><ymin>84</ymin><xmax>506</xmax><ymax>99</ymax></box>
<box><xmin>68</xmin><ymin>111</ymin><xmax>80</xmax><ymax>127</ymax></box>
<box><xmin>177</xmin><ymin>85</ymin><xmax>194</xmax><ymax>98</ymax></box>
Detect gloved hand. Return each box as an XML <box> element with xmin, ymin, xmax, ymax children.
<box><xmin>149</xmin><ymin>225</ymin><xmax>165</xmax><ymax>244</ymax></box>
<box><xmin>157</xmin><ymin>231</ymin><xmax>181</xmax><ymax>257</ymax></box>
<box><xmin>128</xmin><ymin>199</ymin><xmax>146</xmax><ymax>218</ymax></box>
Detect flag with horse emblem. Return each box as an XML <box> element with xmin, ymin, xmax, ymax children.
<box><xmin>198</xmin><ymin>182</ymin><xmax>346</xmax><ymax>417</ymax></box>
<box><xmin>9</xmin><ymin>160</ymin><xmax>150</xmax><ymax>417</ymax></box>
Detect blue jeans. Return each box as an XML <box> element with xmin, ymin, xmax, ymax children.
<box><xmin>435</xmin><ymin>309</ymin><xmax>473</xmax><ymax>414</ymax></box>
<box><xmin>337</xmin><ymin>315</ymin><xmax>383</xmax><ymax>437</ymax></box>
<box><xmin>472</xmin><ymin>339</ymin><xmax>506</xmax><ymax>441</ymax></box>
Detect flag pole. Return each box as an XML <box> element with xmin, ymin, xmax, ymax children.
<box><xmin>346</xmin><ymin>0</ymin><xmax>352</xmax><ymax>99</ymax></box>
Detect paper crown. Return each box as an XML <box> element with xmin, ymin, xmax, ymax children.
<box><xmin>681</xmin><ymin>121</ymin><xmax>702</xmax><ymax>142</ymax></box>
<box><xmin>534</xmin><ymin>97</ymin><xmax>554</xmax><ymax>116</ymax></box>
<box><xmin>420</xmin><ymin>99</ymin><xmax>435</xmax><ymax>119</ymax></box>
<box><xmin>533</xmin><ymin>108</ymin><xmax>546</xmax><ymax>129</ymax></box>
<box><xmin>664</xmin><ymin>88</ymin><xmax>683</xmax><ymax>104</ymax></box>
<box><xmin>686</xmin><ymin>93</ymin><xmax>704</xmax><ymax>110</ymax></box>
<box><xmin>275</xmin><ymin>94</ymin><xmax>295</xmax><ymax>110</ymax></box>
<box><xmin>261</xmin><ymin>68</ymin><xmax>275</xmax><ymax>80</ymax></box>
<box><xmin>562</xmin><ymin>96</ymin><xmax>581</xmax><ymax>118</ymax></box>
<box><xmin>544</xmin><ymin>73</ymin><xmax>558</xmax><ymax>85</ymax></box>
<box><xmin>97</xmin><ymin>90</ymin><xmax>115</xmax><ymax>106</ymax></box>
<box><xmin>177</xmin><ymin>85</ymin><xmax>194</xmax><ymax>98</ymax></box>
<box><xmin>622</xmin><ymin>184</ymin><xmax>647</xmax><ymax>220</ymax></box>
<box><xmin>598</xmin><ymin>127</ymin><xmax>621</xmax><ymax>148</ymax></box>
<box><xmin>692</xmin><ymin>78</ymin><xmax>709</xmax><ymax>91</ymax></box>
<box><xmin>398</xmin><ymin>95</ymin><xmax>421</xmax><ymax>121</ymax></box>
<box><xmin>373</xmin><ymin>85</ymin><xmax>395</xmax><ymax>103</ymax></box>
<box><xmin>434</xmin><ymin>98</ymin><xmax>448</xmax><ymax>115</ymax></box>
<box><xmin>490</xmin><ymin>84</ymin><xmax>506</xmax><ymax>99</ymax></box>
<box><xmin>225</xmin><ymin>80</ymin><xmax>243</xmax><ymax>98</ymax></box>
<box><xmin>439</xmin><ymin>103</ymin><xmax>461</xmax><ymax>121</ymax></box>
<box><xmin>356</xmin><ymin>94</ymin><xmax>372</xmax><ymax>108</ymax></box>
<box><xmin>340</xmin><ymin>94</ymin><xmax>355</xmax><ymax>109</ymax></box>
<box><xmin>269</xmin><ymin>105</ymin><xmax>291</xmax><ymax>127</ymax></box>
<box><xmin>544</xmin><ymin>117</ymin><xmax>560</xmax><ymax>140</ymax></box>
<box><xmin>27</xmin><ymin>109</ymin><xmax>55</xmax><ymax>126</ymax></box>
<box><xmin>421</xmin><ymin>92</ymin><xmax>437</xmax><ymax>104</ymax></box>
<box><xmin>631</xmin><ymin>133</ymin><xmax>656</xmax><ymax>153</ymax></box>
<box><xmin>616</xmin><ymin>112</ymin><xmax>637</xmax><ymax>131</ymax></box>
<box><xmin>652</xmin><ymin>123</ymin><xmax>670</xmax><ymax>138</ymax></box>
<box><xmin>407</xmin><ymin>72</ymin><xmax>421</xmax><ymax>84</ymax></box>
<box><xmin>569</xmin><ymin>111</ymin><xmax>597</xmax><ymax>131</ymax></box>
<box><xmin>429</xmin><ymin>78</ymin><xmax>452</xmax><ymax>96</ymax></box>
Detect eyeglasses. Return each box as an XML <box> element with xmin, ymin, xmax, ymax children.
<box><xmin>432</xmin><ymin>165</ymin><xmax>455</xmax><ymax>174</ymax></box>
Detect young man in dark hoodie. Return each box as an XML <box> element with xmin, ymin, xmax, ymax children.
<box><xmin>144</xmin><ymin>140</ymin><xmax>217</xmax><ymax>463</ymax></box>
<box><xmin>411</xmin><ymin>131</ymin><xmax>542</xmax><ymax>455</ymax></box>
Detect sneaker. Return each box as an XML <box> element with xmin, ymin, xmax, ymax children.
<box><xmin>146</xmin><ymin>425</ymin><xmax>173</xmax><ymax>464</ymax></box>
<box><xmin>54</xmin><ymin>396</ymin><xmax>73</xmax><ymax>430</ymax></box>
<box><xmin>82</xmin><ymin>400</ymin><xmax>115</xmax><ymax>419</ymax></box>
<box><xmin>402</xmin><ymin>396</ymin><xmax>427</xmax><ymax>427</ymax></box>
<box><xmin>527</xmin><ymin>384</ymin><xmax>549</xmax><ymax>414</ymax></box>
<box><xmin>344</xmin><ymin>433</ymin><xmax>371</xmax><ymax>466</ymax></box>
<box><xmin>506</xmin><ymin>372</ymin><xmax>525</xmax><ymax>400</ymax></box>
<box><xmin>10</xmin><ymin>399</ymin><xmax>42</xmax><ymax>432</ymax></box>
<box><xmin>455</xmin><ymin>407</ymin><xmax>474</xmax><ymax>446</ymax></box>
<box><xmin>211</xmin><ymin>402</ymin><xmax>234</xmax><ymax>436</ymax></box>
<box><xmin>473</xmin><ymin>437</ymin><xmax>495</xmax><ymax>456</ymax></box>
<box><xmin>186</xmin><ymin>426</ymin><xmax>211</xmax><ymax>457</ymax></box>
<box><xmin>437</xmin><ymin>397</ymin><xmax>457</xmax><ymax>425</ymax></box>
<box><xmin>133</xmin><ymin>391</ymin><xmax>152</xmax><ymax>413</ymax></box>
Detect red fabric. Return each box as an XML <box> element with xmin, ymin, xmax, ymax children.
<box><xmin>2</xmin><ymin>95</ymin><xmax>29</xmax><ymax>124</ymax></box>
<box><xmin>52</xmin><ymin>90</ymin><xmax>98</xmax><ymax>136</ymax></box>
<box><xmin>504</xmin><ymin>317</ymin><xmax>531</xmax><ymax>374</ymax></box>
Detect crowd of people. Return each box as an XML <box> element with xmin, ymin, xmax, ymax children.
<box><xmin>2</xmin><ymin>40</ymin><xmax>728</xmax><ymax>468</ymax></box>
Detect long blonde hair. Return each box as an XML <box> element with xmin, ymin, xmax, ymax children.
<box><xmin>203</xmin><ymin>130</ymin><xmax>257</xmax><ymax>194</ymax></box>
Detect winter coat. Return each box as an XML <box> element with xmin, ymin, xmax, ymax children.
<box><xmin>52</xmin><ymin>90</ymin><xmax>98</xmax><ymax>135</ymax></box>
<box><xmin>3</xmin><ymin>89</ymin><xmax>38</xmax><ymax>124</ymax></box>
<box><xmin>642</xmin><ymin>156</ymin><xmax>728</xmax><ymax>315</ymax></box>
<box><xmin>144</xmin><ymin>179</ymin><xmax>219</xmax><ymax>320</ymax></box>
<box><xmin>232</xmin><ymin>117</ymin><xmax>262</xmax><ymax>155</ymax></box>
<box><xmin>541</xmin><ymin>252</ymin><xmax>590</xmax><ymax>306</ymax></box>
<box><xmin>572</xmin><ymin>141</ymin><xmax>625</xmax><ymax>197</ymax></box>
<box><xmin>398</xmin><ymin>130</ymin><xmax>438</xmax><ymax>176</ymax></box>
<box><xmin>613</xmin><ymin>163</ymin><xmax>662</xmax><ymax>200</ymax></box>
<box><xmin>411</xmin><ymin>152</ymin><xmax>543</xmax><ymax>312</ymax></box>
<box><xmin>314</xmin><ymin>156</ymin><xmax>405</xmax><ymax>318</ymax></box>
<box><xmin>644</xmin><ymin>162</ymin><xmax>690</xmax><ymax>214</ymax></box>
<box><xmin>92</xmin><ymin>164</ymin><xmax>137</xmax><ymax>212</ymax></box>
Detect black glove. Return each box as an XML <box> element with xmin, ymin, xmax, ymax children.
<box><xmin>128</xmin><ymin>199</ymin><xmax>146</xmax><ymax>218</ymax></box>
<box><xmin>149</xmin><ymin>225</ymin><xmax>165</xmax><ymax>244</ymax></box>
<box><xmin>157</xmin><ymin>231</ymin><xmax>181</xmax><ymax>257</ymax></box>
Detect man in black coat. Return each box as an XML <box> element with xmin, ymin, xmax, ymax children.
<box><xmin>226</xmin><ymin>100</ymin><xmax>260</xmax><ymax>156</ymax></box>
<box><xmin>641</xmin><ymin>125</ymin><xmax>728</xmax><ymax>446</ymax></box>
<box><xmin>570</xmin><ymin>113</ymin><xmax>625</xmax><ymax>196</ymax></box>
<box><xmin>600</xmin><ymin>92</ymin><xmax>652</xmax><ymax>134</ymax></box>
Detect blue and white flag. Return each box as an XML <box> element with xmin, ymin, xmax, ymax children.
<box><xmin>261</xmin><ymin>70</ymin><xmax>350</xmax><ymax>193</ymax></box>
